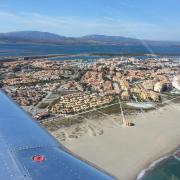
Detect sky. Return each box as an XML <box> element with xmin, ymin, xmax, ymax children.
<box><xmin>0</xmin><ymin>0</ymin><xmax>180</xmax><ymax>40</ymax></box>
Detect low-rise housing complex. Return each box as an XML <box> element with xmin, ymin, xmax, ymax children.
<box><xmin>49</xmin><ymin>92</ymin><xmax>114</xmax><ymax>114</ymax></box>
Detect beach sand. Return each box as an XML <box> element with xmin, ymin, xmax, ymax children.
<box><xmin>53</xmin><ymin>102</ymin><xmax>180</xmax><ymax>180</ymax></box>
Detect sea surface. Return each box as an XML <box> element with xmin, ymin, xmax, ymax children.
<box><xmin>1</xmin><ymin>43</ymin><xmax>180</xmax><ymax>57</ymax></box>
<box><xmin>138</xmin><ymin>150</ymin><xmax>180</xmax><ymax>180</ymax></box>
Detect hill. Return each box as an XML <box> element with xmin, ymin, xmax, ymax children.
<box><xmin>0</xmin><ymin>31</ymin><xmax>179</xmax><ymax>46</ymax></box>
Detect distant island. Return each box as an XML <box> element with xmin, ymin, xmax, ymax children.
<box><xmin>0</xmin><ymin>31</ymin><xmax>180</xmax><ymax>46</ymax></box>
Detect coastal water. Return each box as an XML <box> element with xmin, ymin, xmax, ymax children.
<box><xmin>1</xmin><ymin>43</ymin><xmax>180</xmax><ymax>57</ymax></box>
<box><xmin>138</xmin><ymin>151</ymin><xmax>180</xmax><ymax>180</ymax></box>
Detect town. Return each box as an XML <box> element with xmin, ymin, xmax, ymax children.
<box><xmin>0</xmin><ymin>55</ymin><xmax>180</xmax><ymax>123</ymax></box>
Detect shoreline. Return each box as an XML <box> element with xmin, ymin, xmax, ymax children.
<box><xmin>137</xmin><ymin>146</ymin><xmax>180</xmax><ymax>180</ymax></box>
<box><xmin>55</xmin><ymin>102</ymin><xmax>180</xmax><ymax>180</ymax></box>
<box><xmin>137</xmin><ymin>155</ymin><xmax>170</xmax><ymax>180</ymax></box>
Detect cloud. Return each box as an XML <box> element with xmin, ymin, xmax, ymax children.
<box><xmin>0</xmin><ymin>11</ymin><xmax>179</xmax><ymax>40</ymax></box>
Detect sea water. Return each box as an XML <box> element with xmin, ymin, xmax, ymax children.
<box><xmin>137</xmin><ymin>150</ymin><xmax>180</xmax><ymax>180</ymax></box>
<box><xmin>1</xmin><ymin>43</ymin><xmax>180</xmax><ymax>57</ymax></box>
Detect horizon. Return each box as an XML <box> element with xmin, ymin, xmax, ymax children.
<box><xmin>0</xmin><ymin>0</ymin><xmax>180</xmax><ymax>41</ymax></box>
<box><xmin>1</xmin><ymin>30</ymin><xmax>180</xmax><ymax>42</ymax></box>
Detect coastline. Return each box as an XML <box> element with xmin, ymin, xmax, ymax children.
<box><xmin>55</xmin><ymin>101</ymin><xmax>180</xmax><ymax>180</ymax></box>
<box><xmin>137</xmin><ymin>155</ymin><xmax>170</xmax><ymax>180</ymax></box>
<box><xmin>137</xmin><ymin>146</ymin><xmax>180</xmax><ymax>180</ymax></box>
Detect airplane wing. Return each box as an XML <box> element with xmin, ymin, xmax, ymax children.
<box><xmin>0</xmin><ymin>90</ymin><xmax>114</xmax><ymax>180</ymax></box>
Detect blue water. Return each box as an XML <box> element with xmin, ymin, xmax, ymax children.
<box><xmin>49</xmin><ymin>55</ymin><xmax>112</xmax><ymax>61</ymax></box>
<box><xmin>1</xmin><ymin>43</ymin><xmax>180</xmax><ymax>57</ymax></box>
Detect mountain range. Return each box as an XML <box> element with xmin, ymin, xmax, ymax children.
<box><xmin>0</xmin><ymin>31</ymin><xmax>179</xmax><ymax>46</ymax></box>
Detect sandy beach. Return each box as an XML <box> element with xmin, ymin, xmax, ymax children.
<box><xmin>52</xmin><ymin>102</ymin><xmax>180</xmax><ymax>180</ymax></box>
